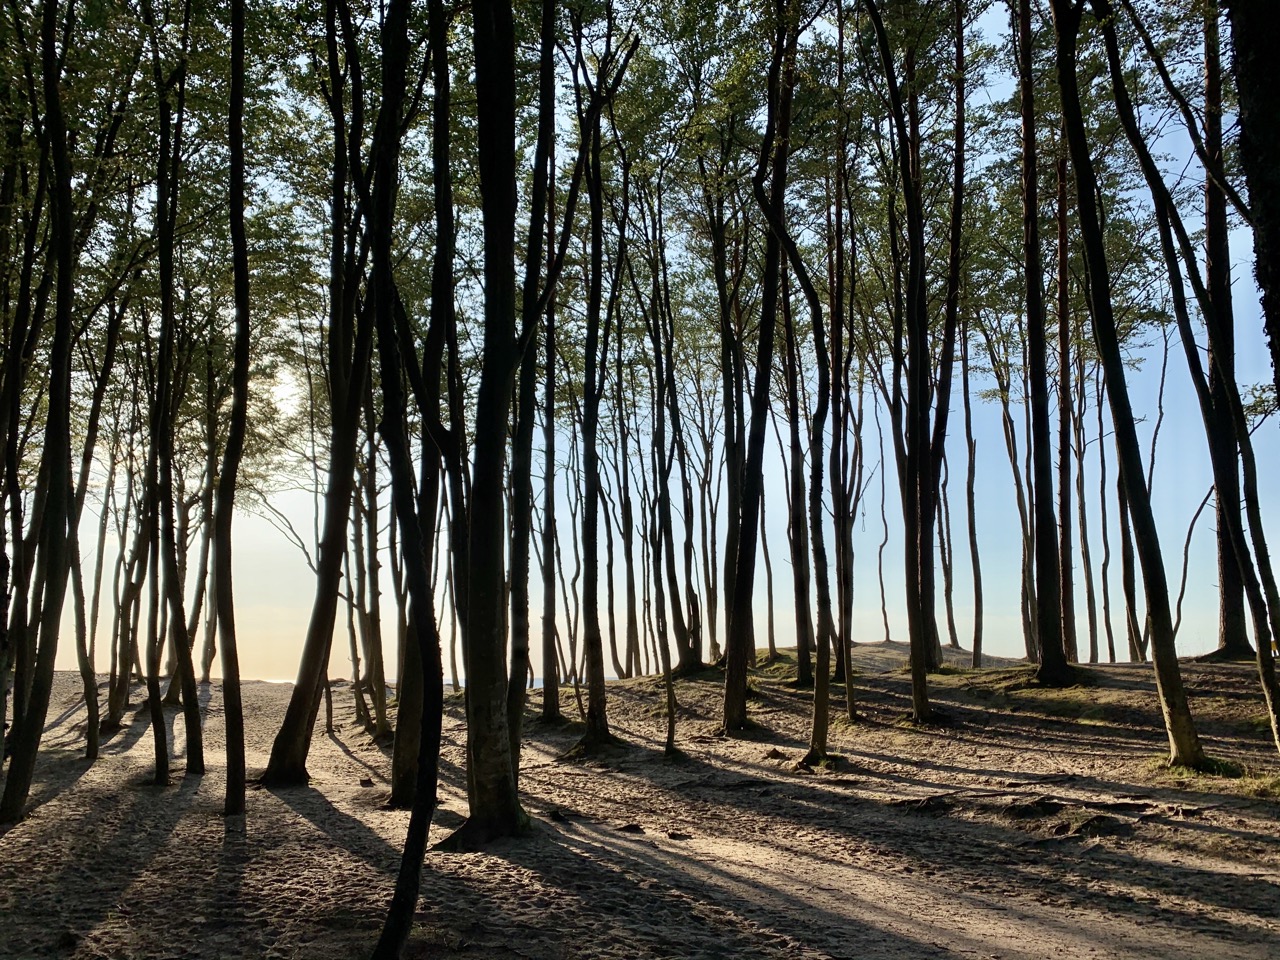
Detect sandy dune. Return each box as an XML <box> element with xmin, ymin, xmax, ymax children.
<box><xmin>1</xmin><ymin>643</ymin><xmax>1278</xmax><ymax>959</ymax></box>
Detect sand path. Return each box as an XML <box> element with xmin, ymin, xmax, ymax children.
<box><xmin>1</xmin><ymin>646</ymin><xmax>1277</xmax><ymax>958</ymax></box>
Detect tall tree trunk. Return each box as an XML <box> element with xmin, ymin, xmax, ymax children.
<box><xmin>540</xmin><ymin>169</ymin><xmax>561</xmax><ymax>723</ymax></box>
<box><xmin>1016</xmin><ymin>0</ymin><xmax>1069</xmax><ymax>685</ymax></box>
<box><xmin>213</xmin><ymin>0</ymin><xmax>252</xmax><ymax>816</ymax></box>
<box><xmin>1203</xmin><ymin>0</ymin><xmax>1250</xmax><ymax>659</ymax></box>
<box><xmin>760</xmin><ymin>488</ymin><xmax>778</xmax><ymax>662</ymax></box>
<box><xmin>369</xmin><ymin>0</ymin><xmax>450</xmax><ymax>950</ymax></box>
<box><xmin>0</xmin><ymin>0</ymin><xmax>75</xmax><ymax>823</ymax></box>
<box><xmin>1051</xmin><ymin>0</ymin><xmax>1204</xmax><ymax>767</ymax></box>
<box><xmin>264</xmin><ymin>0</ymin><xmax>374</xmax><ymax>786</ymax></box>
<box><xmin>724</xmin><ymin>0</ymin><xmax>792</xmax><ymax>730</ymax></box>
<box><xmin>1096</xmin><ymin>0</ymin><xmax>1280</xmax><ymax>750</ymax></box>
<box><xmin>579</xmin><ymin>83</ymin><xmax>611</xmax><ymax>746</ymax></box>
<box><xmin>959</xmin><ymin>329</ymin><xmax>983</xmax><ymax>670</ymax></box>
<box><xmin>780</xmin><ymin>276</ymin><xmax>816</xmax><ymax>691</ymax></box>
<box><xmin>450</xmin><ymin>0</ymin><xmax>526</xmax><ymax>845</ymax></box>
<box><xmin>149</xmin><ymin>0</ymin><xmax>205</xmax><ymax>774</ymax></box>
<box><xmin>1074</xmin><ymin>355</ymin><xmax>1099</xmax><ymax>664</ymax></box>
<box><xmin>507</xmin><ymin>0</ymin><xmax>560</xmax><ymax>768</ymax></box>
<box><xmin>866</xmin><ymin>0</ymin><xmax>935</xmax><ymax>719</ymax></box>
<box><xmin>1222</xmin><ymin>0</ymin><xmax>1280</xmax><ymax>401</ymax></box>
<box><xmin>1056</xmin><ymin>153</ymin><xmax>1079</xmax><ymax>664</ymax></box>
<box><xmin>1096</xmin><ymin>371</ymin><xmax>1117</xmax><ymax>664</ymax></box>
<box><xmin>1117</xmin><ymin>479</ymin><xmax>1143</xmax><ymax>662</ymax></box>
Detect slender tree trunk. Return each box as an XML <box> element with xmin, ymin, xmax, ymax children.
<box><xmin>540</xmin><ymin>170</ymin><xmax>561</xmax><ymax>722</ymax></box>
<box><xmin>962</xmin><ymin>320</ymin><xmax>983</xmax><ymax>666</ymax></box>
<box><xmin>264</xmin><ymin>0</ymin><xmax>373</xmax><ymax>785</ymax></box>
<box><xmin>1097</xmin><ymin>371</ymin><xmax>1117</xmax><ymax>664</ymax></box>
<box><xmin>0</xmin><ymin>0</ymin><xmax>75</xmax><ymax>823</ymax></box>
<box><xmin>1117</xmin><ymin>479</ymin><xmax>1143</xmax><ymax>662</ymax></box>
<box><xmin>1051</xmin><ymin>0</ymin><xmax>1203</xmax><ymax>767</ymax></box>
<box><xmin>1056</xmin><ymin>153</ymin><xmax>1079</xmax><ymax>664</ymax></box>
<box><xmin>938</xmin><ymin>456</ymin><xmax>959</xmax><ymax>649</ymax></box>
<box><xmin>1074</xmin><ymin>355</ymin><xmax>1099</xmax><ymax>664</ymax></box>
<box><xmin>780</xmin><ymin>276</ymin><xmax>816</xmax><ymax>690</ymax></box>
<box><xmin>724</xmin><ymin>0</ymin><xmax>798</xmax><ymax>729</ymax></box>
<box><xmin>1096</xmin><ymin>0</ymin><xmax>1280</xmax><ymax>750</ymax></box>
<box><xmin>866</xmin><ymin>0</ymin><xmax>935</xmax><ymax>719</ymax></box>
<box><xmin>212</xmin><ymin>0</ymin><xmax>253</xmax><ymax>815</ymax></box>
<box><xmin>1017</xmin><ymin>0</ymin><xmax>1069</xmax><ymax>685</ymax></box>
<box><xmin>579</xmin><ymin>93</ymin><xmax>611</xmax><ymax>746</ymax></box>
<box><xmin>759</xmin><ymin>488</ymin><xmax>778</xmax><ymax>661</ymax></box>
<box><xmin>1202</xmin><ymin>0</ymin><xmax>1250</xmax><ymax>659</ymax></box>
<box><xmin>506</xmin><ymin>0</ymin><xmax>561</xmax><ymax>771</ymax></box>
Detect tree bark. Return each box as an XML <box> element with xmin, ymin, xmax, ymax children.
<box><xmin>448</xmin><ymin>0</ymin><xmax>526</xmax><ymax>845</ymax></box>
<box><xmin>1016</xmin><ymin>0</ymin><xmax>1069</xmax><ymax>685</ymax></box>
<box><xmin>0</xmin><ymin>0</ymin><xmax>75</xmax><ymax>823</ymax></box>
<box><xmin>724</xmin><ymin>0</ymin><xmax>792</xmax><ymax>730</ymax></box>
<box><xmin>1222</xmin><ymin>0</ymin><xmax>1280</xmax><ymax>401</ymax></box>
<box><xmin>1202</xmin><ymin>0</ymin><xmax>1250</xmax><ymax>659</ymax></box>
<box><xmin>1051</xmin><ymin>0</ymin><xmax>1204</xmax><ymax>767</ymax></box>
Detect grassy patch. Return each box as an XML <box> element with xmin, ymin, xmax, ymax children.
<box><xmin>1240</xmin><ymin>774</ymin><xmax>1280</xmax><ymax>799</ymax></box>
<box><xmin>1144</xmin><ymin>754</ymin><xmax>1245</xmax><ymax>779</ymax></box>
<box><xmin>753</xmin><ymin>650</ymin><xmax>799</xmax><ymax>682</ymax></box>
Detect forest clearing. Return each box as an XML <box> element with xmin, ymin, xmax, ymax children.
<box><xmin>2</xmin><ymin>644</ymin><xmax>1277</xmax><ymax>960</ymax></box>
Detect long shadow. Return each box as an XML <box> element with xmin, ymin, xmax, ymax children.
<box><xmin>535</xmin><ymin>731</ymin><xmax>1280</xmax><ymax>945</ymax></box>
<box><xmin>535</xmin><ymin>818</ymin><xmax>1139</xmax><ymax>959</ymax></box>
<box><xmin>0</xmin><ymin>774</ymin><xmax>201</xmax><ymax>957</ymax></box>
<box><xmin>99</xmin><ymin>700</ymin><xmax>155</xmax><ymax>756</ymax></box>
<box><xmin>409</xmin><ymin>820</ymin><xmax>976</xmax><ymax>960</ymax></box>
<box><xmin>267</xmin><ymin>784</ymin><xmax>402</xmax><ymax>875</ymax></box>
<box><xmin>17</xmin><ymin>748</ymin><xmax>95</xmax><ymax>821</ymax></box>
<box><xmin>326</xmin><ymin>732</ymin><xmax>389</xmax><ymax>784</ymax></box>
<box><xmin>196</xmin><ymin>815</ymin><xmax>275</xmax><ymax>958</ymax></box>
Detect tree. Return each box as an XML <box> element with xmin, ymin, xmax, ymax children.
<box><xmin>723</xmin><ymin>0</ymin><xmax>792</xmax><ymax>732</ymax></box>
<box><xmin>1013</xmin><ymin>0</ymin><xmax>1069</xmax><ymax>685</ymax></box>
<box><xmin>446</xmin><ymin>0</ymin><xmax>527</xmax><ymax>847</ymax></box>
<box><xmin>263</xmin><ymin>0</ymin><xmax>376</xmax><ymax>786</ymax></box>
<box><xmin>214</xmin><ymin>0</ymin><xmax>251</xmax><ymax>816</ymax></box>
<box><xmin>1221</xmin><ymin>1</ymin><xmax>1280</xmax><ymax>402</ymax></box>
<box><xmin>0</xmin><ymin>0</ymin><xmax>76</xmax><ymax>824</ymax></box>
<box><xmin>1049</xmin><ymin>0</ymin><xmax>1203</xmax><ymax>768</ymax></box>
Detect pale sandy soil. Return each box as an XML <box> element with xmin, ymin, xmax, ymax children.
<box><xmin>1</xmin><ymin>642</ymin><xmax>1278</xmax><ymax>960</ymax></box>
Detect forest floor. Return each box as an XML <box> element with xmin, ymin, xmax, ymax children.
<box><xmin>2</xmin><ymin>642</ymin><xmax>1279</xmax><ymax>959</ymax></box>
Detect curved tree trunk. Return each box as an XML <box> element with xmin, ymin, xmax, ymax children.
<box><xmin>725</xmin><ymin>0</ymin><xmax>793</xmax><ymax>730</ymax></box>
<box><xmin>264</xmin><ymin>0</ymin><xmax>373</xmax><ymax>786</ymax></box>
<box><xmin>0</xmin><ymin>0</ymin><xmax>75</xmax><ymax>823</ymax></box>
<box><xmin>1051</xmin><ymin>0</ymin><xmax>1203</xmax><ymax>768</ymax></box>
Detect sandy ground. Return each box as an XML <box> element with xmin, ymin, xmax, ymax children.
<box><xmin>1</xmin><ymin>642</ymin><xmax>1278</xmax><ymax>959</ymax></box>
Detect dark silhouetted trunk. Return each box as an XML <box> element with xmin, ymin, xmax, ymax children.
<box><xmin>1052</xmin><ymin>0</ymin><xmax>1203</xmax><ymax>767</ymax></box>
<box><xmin>1222</xmin><ymin>0</ymin><xmax>1280</xmax><ymax>401</ymax></box>
<box><xmin>724</xmin><ymin>1</ymin><xmax>792</xmax><ymax>730</ymax></box>
<box><xmin>1056</xmin><ymin>153</ymin><xmax>1078</xmax><ymax>664</ymax></box>
<box><xmin>1017</xmin><ymin>0</ymin><xmax>1068</xmax><ymax>685</ymax></box>
<box><xmin>1203</xmin><ymin>1</ymin><xmax>1250</xmax><ymax>659</ymax></box>
<box><xmin>264</xmin><ymin>0</ymin><xmax>374</xmax><ymax>786</ymax></box>
<box><xmin>0</xmin><ymin>0</ymin><xmax>75</xmax><ymax>823</ymax></box>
